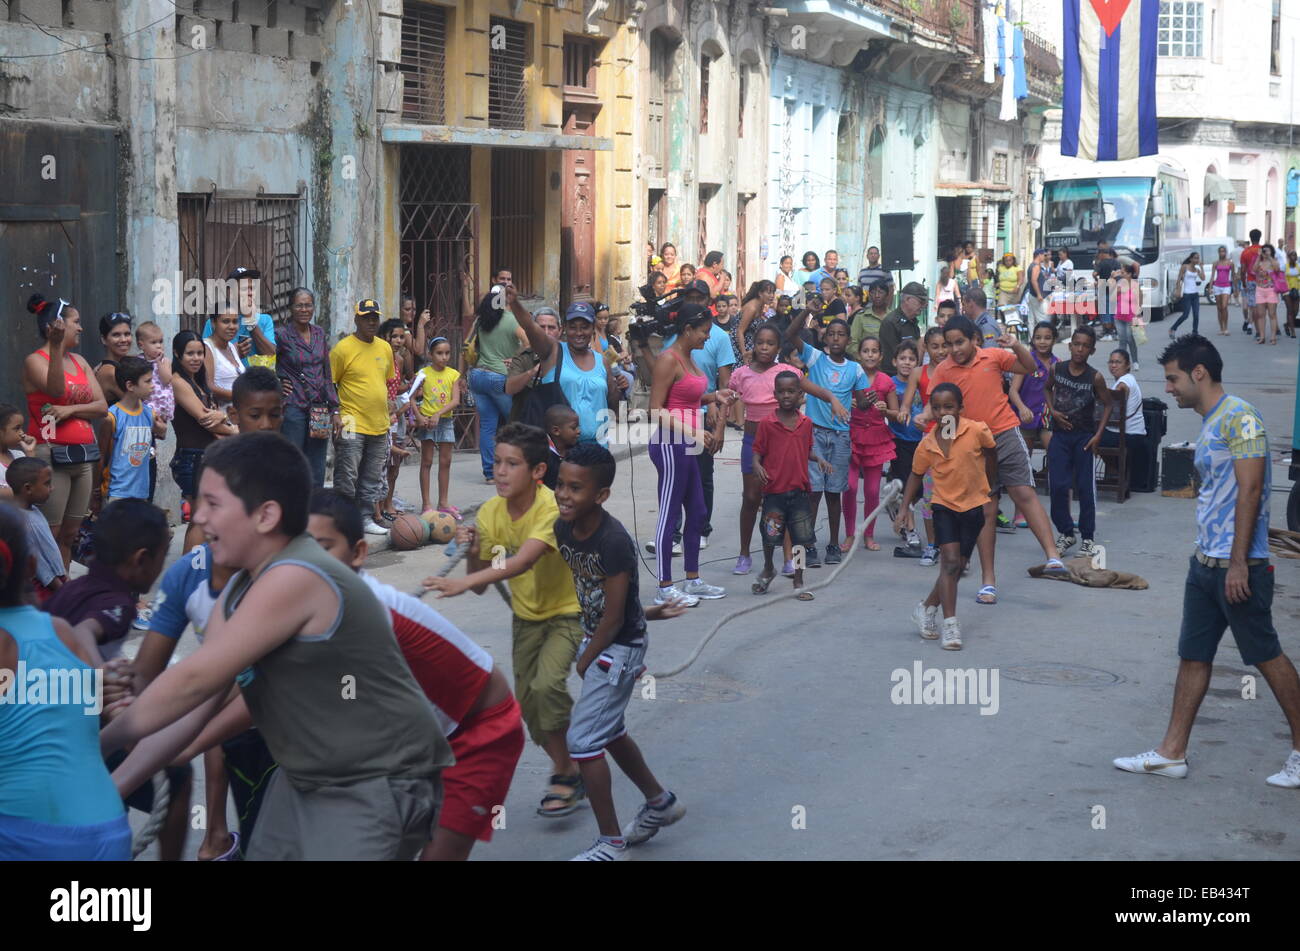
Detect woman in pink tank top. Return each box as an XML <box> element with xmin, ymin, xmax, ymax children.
<box><xmin>646</xmin><ymin>304</ymin><xmax>737</xmax><ymax>605</ymax></box>
<box><xmin>1210</xmin><ymin>245</ymin><xmax>1234</xmax><ymax>336</ymax></box>
<box><xmin>20</xmin><ymin>294</ymin><xmax>108</xmax><ymax>569</ymax></box>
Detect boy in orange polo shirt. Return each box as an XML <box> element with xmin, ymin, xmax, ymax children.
<box><xmin>927</xmin><ymin>316</ymin><xmax>1068</xmax><ymax>605</ymax></box>
<box><xmin>895</xmin><ymin>383</ymin><xmax>997</xmax><ymax>650</ymax></box>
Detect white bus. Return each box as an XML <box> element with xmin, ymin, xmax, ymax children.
<box><xmin>1035</xmin><ymin>156</ymin><xmax>1194</xmax><ymax>320</ymax></box>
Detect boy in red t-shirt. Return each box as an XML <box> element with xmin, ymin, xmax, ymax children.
<box><xmin>751</xmin><ymin>371</ymin><xmax>831</xmax><ymax>600</ymax></box>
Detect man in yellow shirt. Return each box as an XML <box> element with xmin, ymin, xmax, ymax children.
<box><xmin>423</xmin><ymin>422</ymin><xmax>590</xmax><ymax>819</ymax></box>
<box><xmin>330</xmin><ymin>299</ymin><xmax>397</xmax><ymax>536</ymax></box>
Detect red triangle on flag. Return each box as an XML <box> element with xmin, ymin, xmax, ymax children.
<box><xmin>1089</xmin><ymin>0</ymin><xmax>1133</xmax><ymax>36</ymax></box>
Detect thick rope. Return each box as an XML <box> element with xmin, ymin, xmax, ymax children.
<box><xmin>131</xmin><ymin>770</ymin><xmax>171</xmax><ymax>859</ymax></box>
<box><xmin>650</xmin><ymin>479</ymin><xmax>904</xmax><ymax>679</ymax></box>
<box><xmin>410</xmin><ymin>533</ymin><xmax>512</xmax><ymax>606</ymax></box>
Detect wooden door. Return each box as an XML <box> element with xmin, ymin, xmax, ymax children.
<box><xmin>561</xmin><ymin>108</ymin><xmax>596</xmax><ymax>307</ymax></box>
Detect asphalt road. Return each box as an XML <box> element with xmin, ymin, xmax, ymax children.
<box><xmin>131</xmin><ymin>326</ymin><xmax>1300</xmax><ymax>860</ymax></box>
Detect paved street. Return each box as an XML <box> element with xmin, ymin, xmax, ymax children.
<box><xmin>131</xmin><ymin>330</ymin><xmax>1299</xmax><ymax>860</ymax></box>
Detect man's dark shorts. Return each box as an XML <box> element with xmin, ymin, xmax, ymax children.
<box><xmin>1179</xmin><ymin>556</ymin><xmax>1282</xmax><ymax>666</ymax></box>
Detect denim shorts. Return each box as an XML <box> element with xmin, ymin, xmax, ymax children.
<box><xmin>170</xmin><ymin>446</ymin><xmax>207</xmax><ymax>498</ymax></box>
<box><xmin>760</xmin><ymin>490</ymin><xmax>815</xmax><ymax>549</ymax></box>
<box><xmin>1178</xmin><ymin>555</ymin><xmax>1281</xmax><ymax>666</ymax></box>
<box><xmin>419</xmin><ymin>418</ymin><xmax>456</xmax><ymax>443</ymax></box>
<box><xmin>808</xmin><ymin>426</ymin><xmax>851</xmax><ymax>493</ymax></box>
<box><xmin>1244</xmin><ymin>282</ymin><xmax>1257</xmax><ymax>308</ymax></box>
<box><xmin>566</xmin><ymin>638</ymin><xmax>647</xmax><ymax>760</ymax></box>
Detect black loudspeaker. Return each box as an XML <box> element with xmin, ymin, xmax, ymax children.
<box><xmin>879</xmin><ymin>214</ymin><xmax>915</xmax><ymax>271</ymax></box>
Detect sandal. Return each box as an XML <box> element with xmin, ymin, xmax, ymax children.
<box><xmin>863</xmin><ymin>535</ymin><xmax>880</xmax><ymax>551</ymax></box>
<box><xmin>752</xmin><ymin>572</ymin><xmax>775</xmax><ymax>595</ymax></box>
<box><xmin>199</xmin><ymin>831</ymin><xmax>240</xmax><ymax>861</ymax></box>
<box><xmin>537</xmin><ymin>774</ymin><xmax>585</xmax><ymax>817</ymax></box>
<box><xmin>975</xmin><ymin>585</ymin><xmax>998</xmax><ymax>605</ymax></box>
<box><xmin>796</xmin><ymin>590</ymin><xmax>815</xmax><ymax>601</ymax></box>
<box><xmin>438</xmin><ymin>505</ymin><xmax>463</xmax><ymax>520</ymax></box>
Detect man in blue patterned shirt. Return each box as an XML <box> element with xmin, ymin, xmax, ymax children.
<box><xmin>1114</xmin><ymin>335</ymin><xmax>1300</xmax><ymax>789</ymax></box>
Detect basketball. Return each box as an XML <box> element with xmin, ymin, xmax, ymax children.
<box><xmin>389</xmin><ymin>513</ymin><xmax>429</xmax><ymax>551</ymax></box>
<box><xmin>426</xmin><ymin>511</ymin><xmax>457</xmax><ymax>544</ymax></box>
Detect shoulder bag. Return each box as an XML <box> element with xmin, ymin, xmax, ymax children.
<box><xmin>516</xmin><ymin>342</ymin><xmax>570</xmax><ymax>430</ymax></box>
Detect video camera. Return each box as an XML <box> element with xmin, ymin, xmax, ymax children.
<box><xmin>626</xmin><ymin>282</ymin><xmax>687</xmax><ymax>344</ymax></box>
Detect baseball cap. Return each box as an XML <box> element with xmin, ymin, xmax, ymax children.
<box><xmin>684</xmin><ymin>279</ymin><xmax>713</xmax><ymax>298</ymax></box>
<box><xmin>900</xmin><ymin>281</ymin><xmax>930</xmax><ymax>301</ymax></box>
<box><xmin>565</xmin><ymin>301</ymin><xmax>596</xmax><ymax>323</ymax></box>
<box><xmin>354</xmin><ymin>298</ymin><xmax>382</xmax><ymax>317</ymax></box>
<box><xmin>227</xmin><ymin>266</ymin><xmax>261</xmax><ymax>281</ymax></box>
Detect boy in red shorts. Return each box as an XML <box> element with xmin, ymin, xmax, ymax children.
<box><xmin>306</xmin><ymin>490</ymin><xmax>524</xmax><ymax>861</ymax></box>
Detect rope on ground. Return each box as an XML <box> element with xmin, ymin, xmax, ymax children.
<box><xmin>131</xmin><ymin>770</ymin><xmax>171</xmax><ymax>859</ymax></box>
<box><xmin>651</xmin><ymin>479</ymin><xmax>904</xmax><ymax>680</ymax></box>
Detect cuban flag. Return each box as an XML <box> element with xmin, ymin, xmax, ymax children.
<box><xmin>1061</xmin><ymin>0</ymin><xmax>1159</xmax><ymax>161</ymax></box>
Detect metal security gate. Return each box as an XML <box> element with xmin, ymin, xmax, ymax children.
<box><xmin>177</xmin><ymin>192</ymin><xmax>308</xmax><ymax>333</ymax></box>
<box><xmin>490</xmin><ymin>149</ymin><xmax>536</xmax><ymax>296</ymax></box>
<box><xmin>399</xmin><ymin>145</ymin><xmax>477</xmax><ymax>343</ymax></box>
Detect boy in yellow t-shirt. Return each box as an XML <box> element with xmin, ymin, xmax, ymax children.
<box><xmin>406</xmin><ymin>336</ymin><xmax>462</xmax><ymax>517</ymax></box>
<box><xmin>423</xmin><ymin>422</ymin><xmax>588</xmax><ymax>818</ymax></box>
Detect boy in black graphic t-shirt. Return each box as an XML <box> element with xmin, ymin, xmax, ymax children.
<box><xmin>553</xmin><ymin>443</ymin><xmax>688</xmax><ymax>861</ymax></box>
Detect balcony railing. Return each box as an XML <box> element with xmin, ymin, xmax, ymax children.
<box><xmin>872</xmin><ymin>0</ymin><xmax>978</xmax><ymax>51</ymax></box>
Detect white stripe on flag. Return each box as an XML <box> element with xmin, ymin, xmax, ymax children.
<box><xmin>1076</xmin><ymin>2</ymin><xmax>1102</xmax><ymax>161</ymax></box>
<box><xmin>1115</xmin><ymin>0</ymin><xmax>1143</xmax><ymax>160</ymax></box>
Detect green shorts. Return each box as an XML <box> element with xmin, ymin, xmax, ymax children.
<box><xmin>511</xmin><ymin>613</ymin><xmax>584</xmax><ymax>746</ymax></box>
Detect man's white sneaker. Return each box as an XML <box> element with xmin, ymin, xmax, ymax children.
<box><xmin>1265</xmin><ymin>750</ymin><xmax>1300</xmax><ymax>788</ymax></box>
<box><xmin>1113</xmin><ymin>749</ymin><xmax>1188</xmax><ymax>778</ymax></box>
<box><xmin>1055</xmin><ymin>534</ymin><xmax>1077</xmax><ymax>554</ymax></box>
<box><xmin>363</xmin><ymin>518</ymin><xmax>390</xmax><ymax>536</ymax></box>
<box><xmin>622</xmin><ymin>792</ymin><xmax>686</xmax><ymax>845</ymax></box>
<box><xmin>682</xmin><ymin>578</ymin><xmax>725</xmax><ymax>599</ymax></box>
<box><xmin>655</xmin><ymin>585</ymin><xmax>699</xmax><ymax>608</ymax></box>
<box><xmin>912</xmin><ymin>602</ymin><xmax>939</xmax><ymax>639</ymax></box>
<box><xmin>570</xmin><ymin>838</ymin><xmax>629</xmax><ymax>861</ymax></box>
<box><xmin>941</xmin><ymin>617</ymin><xmax>962</xmax><ymax>650</ymax></box>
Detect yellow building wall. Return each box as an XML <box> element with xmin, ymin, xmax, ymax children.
<box><xmin>381</xmin><ymin>0</ymin><xmax>637</xmax><ymax>314</ymax></box>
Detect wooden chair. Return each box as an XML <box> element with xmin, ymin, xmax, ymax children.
<box><xmin>1094</xmin><ymin>410</ymin><xmax>1129</xmax><ymax>503</ymax></box>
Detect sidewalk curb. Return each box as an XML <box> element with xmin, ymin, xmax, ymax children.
<box><xmin>367</xmin><ymin>442</ymin><xmax>651</xmax><ymax>554</ymax></box>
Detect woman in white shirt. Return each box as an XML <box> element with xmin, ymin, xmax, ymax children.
<box><xmin>203</xmin><ymin>310</ymin><xmax>246</xmax><ymax>409</ymax></box>
<box><xmin>774</xmin><ymin>255</ymin><xmax>796</xmax><ymax>295</ymax></box>
<box><xmin>1098</xmin><ymin>348</ymin><xmax>1148</xmax><ymax>491</ymax></box>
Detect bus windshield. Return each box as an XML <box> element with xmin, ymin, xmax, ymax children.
<box><xmin>1043</xmin><ymin>177</ymin><xmax>1156</xmax><ymax>258</ymax></box>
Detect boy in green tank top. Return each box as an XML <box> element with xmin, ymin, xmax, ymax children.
<box><xmin>101</xmin><ymin>432</ymin><xmax>452</xmax><ymax>860</ymax></box>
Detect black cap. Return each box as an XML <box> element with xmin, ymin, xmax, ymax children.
<box><xmin>685</xmin><ymin>279</ymin><xmax>712</xmax><ymax>298</ymax></box>
<box><xmin>227</xmin><ymin>266</ymin><xmax>261</xmax><ymax>281</ymax></box>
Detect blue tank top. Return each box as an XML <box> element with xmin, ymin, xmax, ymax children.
<box><xmin>107</xmin><ymin>402</ymin><xmax>154</xmax><ymax>499</ymax></box>
<box><xmin>0</xmin><ymin>605</ymin><xmax>126</xmax><ymax>825</ymax></box>
<box><xmin>542</xmin><ymin>342</ymin><xmax>609</xmax><ymax>444</ymax></box>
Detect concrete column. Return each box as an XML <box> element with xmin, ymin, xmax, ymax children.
<box><xmin>316</xmin><ymin>2</ymin><xmax>382</xmax><ymax>338</ymax></box>
<box><xmin>116</xmin><ymin>0</ymin><xmax>179</xmax><ymax>334</ymax></box>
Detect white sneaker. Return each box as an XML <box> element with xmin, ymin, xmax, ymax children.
<box><xmin>1265</xmin><ymin>750</ymin><xmax>1300</xmax><ymax>788</ymax></box>
<box><xmin>1132</xmin><ymin>362</ymin><xmax>1140</xmax><ymax>371</ymax></box>
<box><xmin>622</xmin><ymin>792</ymin><xmax>686</xmax><ymax>845</ymax></box>
<box><xmin>570</xmin><ymin>838</ymin><xmax>630</xmax><ymax>861</ymax></box>
<box><xmin>1079</xmin><ymin>539</ymin><xmax>1100</xmax><ymax>558</ymax></box>
<box><xmin>1113</xmin><ymin>749</ymin><xmax>1188</xmax><ymax>778</ymax></box>
<box><xmin>941</xmin><ymin>617</ymin><xmax>962</xmax><ymax>650</ymax></box>
<box><xmin>1055</xmin><ymin>534</ymin><xmax>1077</xmax><ymax>554</ymax></box>
<box><xmin>682</xmin><ymin>578</ymin><xmax>726</xmax><ymax>600</ymax></box>
<box><xmin>655</xmin><ymin>585</ymin><xmax>699</xmax><ymax>608</ymax></box>
<box><xmin>698</xmin><ymin>535</ymin><xmax>709</xmax><ymax>550</ymax></box>
<box><xmin>364</xmin><ymin>518</ymin><xmax>390</xmax><ymax>536</ymax></box>
<box><xmin>912</xmin><ymin>602</ymin><xmax>939</xmax><ymax>639</ymax></box>
<box><xmin>645</xmin><ymin>540</ymin><xmax>684</xmax><ymax>556</ymax></box>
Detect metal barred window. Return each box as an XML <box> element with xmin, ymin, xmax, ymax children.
<box><xmin>177</xmin><ymin>193</ymin><xmax>307</xmax><ymax>334</ymax></box>
<box><xmin>699</xmin><ymin>53</ymin><xmax>711</xmax><ymax>134</ymax></box>
<box><xmin>489</xmin><ymin>17</ymin><xmax>528</xmax><ymax>130</ymax></box>
<box><xmin>491</xmin><ymin>149</ymin><xmax>537</xmax><ymax>296</ymax></box>
<box><xmin>401</xmin><ymin>3</ymin><xmax>447</xmax><ymax>124</ymax></box>
<box><xmin>563</xmin><ymin>36</ymin><xmax>596</xmax><ymax>90</ymax></box>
